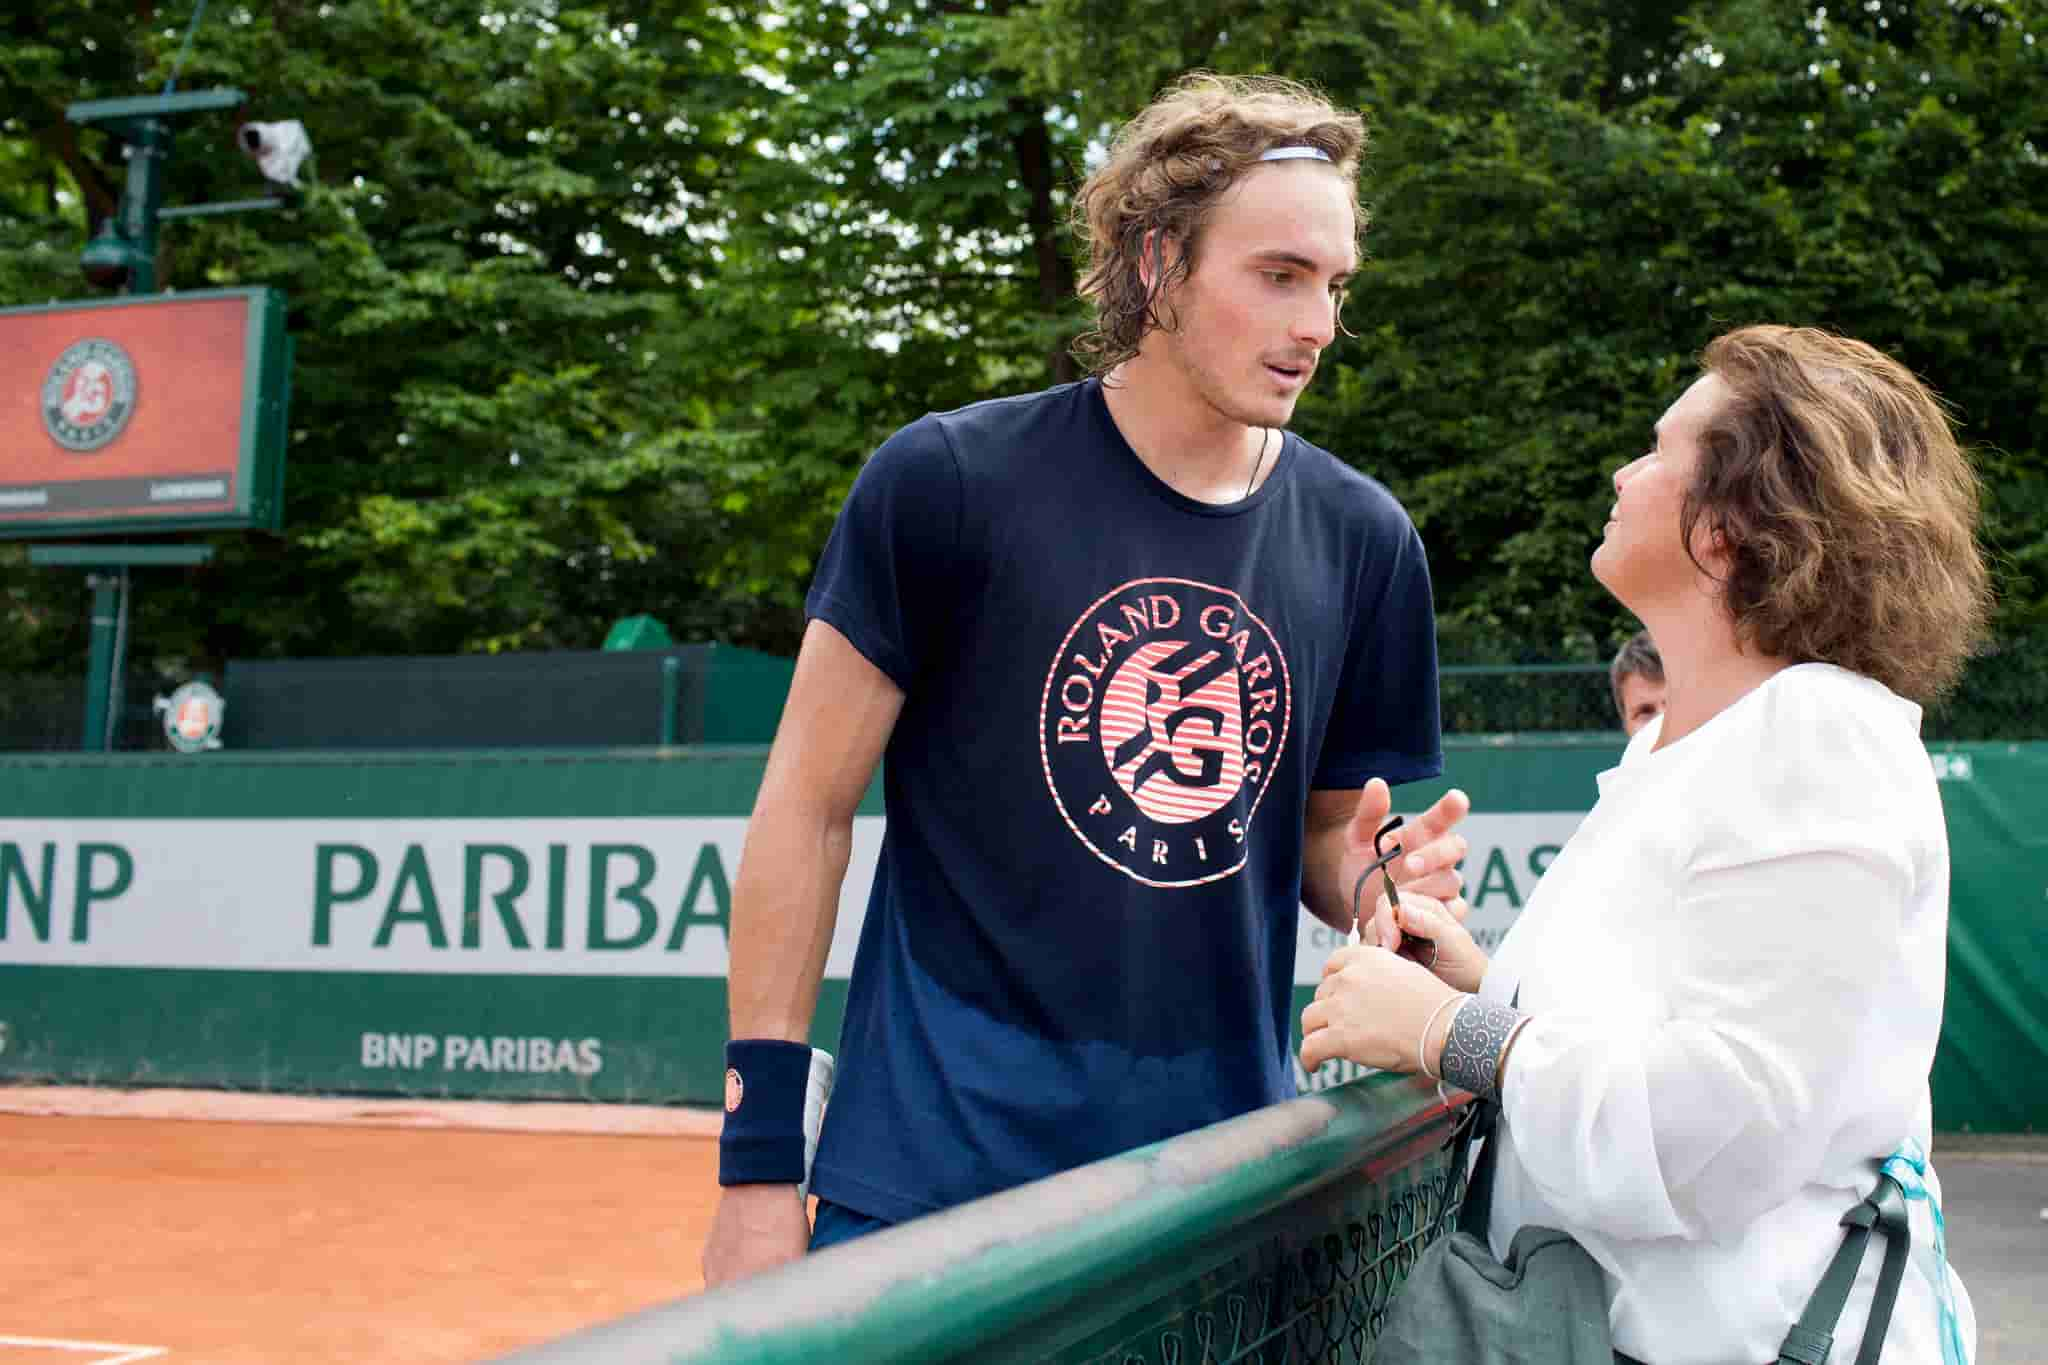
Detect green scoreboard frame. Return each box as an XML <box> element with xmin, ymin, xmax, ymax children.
<box><xmin>0</xmin><ymin>286</ymin><xmax>291</xmax><ymax>539</ymax></box>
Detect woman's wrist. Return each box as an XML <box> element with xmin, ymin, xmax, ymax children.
<box><xmin>1418</xmin><ymin>991</ymin><xmax>1465</xmax><ymax>1080</ymax></box>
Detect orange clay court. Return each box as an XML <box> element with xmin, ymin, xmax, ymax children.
<box><xmin>3</xmin><ymin>1088</ymin><xmax>730</xmax><ymax>1364</ymax></box>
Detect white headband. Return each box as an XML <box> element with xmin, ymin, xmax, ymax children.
<box><xmin>1260</xmin><ymin>145</ymin><xmax>1332</xmax><ymax>163</ymax></box>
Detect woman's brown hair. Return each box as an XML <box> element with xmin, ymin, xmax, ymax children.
<box><xmin>1688</xmin><ymin>325</ymin><xmax>1992</xmax><ymax>702</ymax></box>
<box><xmin>1069</xmin><ymin>73</ymin><xmax>1367</xmax><ymax>376</ymax></box>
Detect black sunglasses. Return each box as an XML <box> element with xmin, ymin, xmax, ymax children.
<box><xmin>1348</xmin><ymin>814</ymin><xmax>1437</xmax><ymax>966</ymax></box>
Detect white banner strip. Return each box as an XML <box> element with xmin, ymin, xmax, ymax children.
<box><xmin>0</xmin><ymin>813</ymin><xmax>1584</xmax><ymax>980</ymax></box>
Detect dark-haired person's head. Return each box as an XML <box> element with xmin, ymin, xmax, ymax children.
<box><xmin>1609</xmin><ymin>630</ymin><xmax>1665</xmax><ymax>737</ymax></box>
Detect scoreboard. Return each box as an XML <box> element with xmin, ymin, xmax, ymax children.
<box><xmin>1</xmin><ymin>287</ymin><xmax>289</xmax><ymax>538</ymax></box>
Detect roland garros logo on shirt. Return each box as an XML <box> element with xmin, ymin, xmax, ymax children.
<box><xmin>41</xmin><ymin>338</ymin><xmax>139</xmax><ymax>452</ymax></box>
<box><xmin>1039</xmin><ymin>577</ymin><xmax>1292</xmax><ymax>888</ymax></box>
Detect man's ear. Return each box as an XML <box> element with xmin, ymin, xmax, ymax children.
<box><xmin>1138</xmin><ymin>229</ymin><xmax>1184</xmax><ymax>291</ymax></box>
<box><xmin>1137</xmin><ymin>229</ymin><xmax>1187</xmax><ymax>337</ymax></box>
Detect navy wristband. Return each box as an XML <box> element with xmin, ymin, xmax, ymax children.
<box><xmin>718</xmin><ymin>1038</ymin><xmax>814</xmax><ymax>1186</ymax></box>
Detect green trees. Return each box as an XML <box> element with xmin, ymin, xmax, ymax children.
<box><xmin>1017</xmin><ymin>0</ymin><xmax>2048</xmax><ymax>654</ymax></box>
<box><xmin>3</xmin><ymin>0</ymin><xmax>2042</xmax><ymax>682</ymax></box>
<box><xmin>5</xmin><ymin>1</ymin><xmax>784</xmax><ymax>667</ymax></box>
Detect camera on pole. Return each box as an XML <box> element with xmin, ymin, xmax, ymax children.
<box><xmin>68</xmin><ymin>90</ymin><xmax>312</xmax><ymax>292</ymax></box>
<box><xmin>237</xmin><ymin>120</ymin><xmax>312</xmax><ymax>191</ymax></box>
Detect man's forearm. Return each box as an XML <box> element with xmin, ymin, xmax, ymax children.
<box><xmin>1299</xmin><ymin>817</ymin><xmax>1357</xmax><ymax>932</ymax></box>
<box><xmin>725</xmin><ymin>810</ymin><xmax>853</xmax><ymax>1041</ymax></box>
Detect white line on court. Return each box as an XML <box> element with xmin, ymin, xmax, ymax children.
<box><xmin>0</xmin><ymin>1336</ymin><xmax>168</xmax><ymax>1363</ymax></box>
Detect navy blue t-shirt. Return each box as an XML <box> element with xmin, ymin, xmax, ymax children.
<box><xmin>804</xmin><ymin>379</ymin><xmax>1441</xmax><ymax>1223</ymax></box>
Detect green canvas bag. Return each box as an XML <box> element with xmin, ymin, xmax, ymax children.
<box><xmin>1373</xmin><ymin>1098</ymin><xmax>1613</xmax><ymax>1365</ymax></box>
<box><xmin>1375</xmin><ymin>1097</ymin><xmax>1918</xmax><ymax>1365</ymax></box>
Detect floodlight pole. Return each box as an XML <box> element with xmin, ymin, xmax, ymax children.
<box><xmin>47</xmin><ymin>87</ymin><xmax>283</xmax><ymax>750</ymax></box>
<box><xmin>119</xmin><ymin>119</ymin><xmax>167</xmax><ymax>293</ymax></box>
<box><xmin>67</xmin><ymin>88</ymin><xmax>268</xmax><ymax>293</ymax></box>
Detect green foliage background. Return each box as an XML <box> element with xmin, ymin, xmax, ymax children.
<box><xmin>3</xmin><ymin>0</ymin><xmax>2043</xmax><ymax>684</ymax></box>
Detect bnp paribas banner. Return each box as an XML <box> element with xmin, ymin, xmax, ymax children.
<box><xmin>0</xmin><ymin>806</ymin><xmax>1584</xmax><ymax>1103</ymax></box>
<box><xmin>0</xmin><ymin>815</ymin><xmax>1577</xmax><ymax>976</ymax></box>
<box><xmin>5</xmin><ymin>741</ymin><xmax>2034</xmax><ymax>1126</ymax></box>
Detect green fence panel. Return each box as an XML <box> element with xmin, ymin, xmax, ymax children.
<box><xmin>0</xmin><ymin>964</ymin><xmax>851</xmax><ymax>1105</ymax></box>
<box><xmin>0</xmin><ymin>739</ymin><xmax>2039</xmax><ymax>1129</ymax></box>
<box><xmin>700</xmin><ymin>644</ymin><xmax>797</xmax><ymax>745</ymax></box>
<box><xmin>1926</xmin><ymin>743</ymin><xmax>2048</xmax><ymax>1132</ymax></box>
<box><xmin>0</xmin><ymin>748</ymin><xmax>863</xmax><ymax>1102</ymax></box>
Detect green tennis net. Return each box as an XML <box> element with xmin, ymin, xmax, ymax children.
<box><xmin>497</xmin><ymin>1074</ymin><xmax>1469</xmax><ymax>1364</ymax></box>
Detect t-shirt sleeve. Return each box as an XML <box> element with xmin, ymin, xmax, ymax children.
<box><xmin>1497</xmin><ymin>682</ymin><xmax>1923</xmax><ymax>1242</ymax></box>
<box><xmin>804</xmin><ymin>416</ymin><xmax>965</xmax><ymax>693</ymax></box>
<box><xmin>1312</xmin><ymin>517</ymin><xmax>1443</xmax><ymax>790</ymax></box>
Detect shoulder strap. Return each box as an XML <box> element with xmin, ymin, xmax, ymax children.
<box><xmin>1775</xmin><ymin>1173</ymin><xmax>1912</xmax><ymax>1365</ymax></box>
<box><xmin>1452</xmin><ymin>989</ymin><xmax>1516</xmax><ymax>1239</ymax></box>
<box><xmin>1452</xmin><ymin>1098</ymin><xmax>1502</xmax><ymax>1239</ymax></box>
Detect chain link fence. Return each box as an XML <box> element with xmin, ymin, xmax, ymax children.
<box><xmin>1438</xmin><ymin>663</ymin><xmax>1617</xmax><ymax>735</ymax></box>
<box><xmin>3</xmin><ymin>633</ymin><xmax>2040</xmax><ymax>752</ymax></box>
<box><xmin>1922</xmin><ymin>631</ymin><xmax>2048</xmax><ymax>742</ymax></box>
<box><xmin>1444</xmin><ymin>631</ymin><xmax>2043</xmax><ymax>739</ymax></box>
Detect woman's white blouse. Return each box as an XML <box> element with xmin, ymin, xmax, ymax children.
<box><xmin>1483</xmin><ymin>663</ymin><xmax>1976</xmax><ymax>1364</ymax></box>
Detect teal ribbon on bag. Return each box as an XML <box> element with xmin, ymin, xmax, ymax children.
<box><xmin>1879</xmin><ymin>1139</ymin><xmax>1969</xmax><ymax>1365</ymax></box>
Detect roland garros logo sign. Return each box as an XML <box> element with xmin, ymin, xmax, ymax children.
<box><xmin>41</xmin><ymin>338</ymin><xmax>139</xmax><ymax>452</ymax></box>
<box><xmin>1039</xmin><ymin>577</ymin><xmax>1292</xmax><ymax>889</ymax></box>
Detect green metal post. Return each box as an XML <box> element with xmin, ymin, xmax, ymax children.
<box><xmin>660</xmin><ymin>656</ymin><xmax>681</xmax><ymax>746</ymax></box>
<box><xmin>81</xmin><ymin>572</ymin><xmax>122</xmax><ymax>751</ymax></box>
<box><xmin>121</xmin><ymin>118</ymin><xmax>169</xmax><ymax>293</ymax></box>
<box><xmin>33</xmin><ymin>548</ymin><xmax>211</xmax><ymax>752</ymax></box>
<box><xmin>106</xmin><ymin>564</ymin><xmax>132</xmax><ymax>748</ymax></box>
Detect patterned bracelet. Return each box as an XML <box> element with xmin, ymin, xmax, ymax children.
<box><xmin>1494</xmin><ymin>1015</ymin><xmax>1535</xmax><ymax>1099</ymax></box>
<box><xmin>1439</xmin><ymin>997</ymin><xmax>1526</xmax><ymax>1102</ymax></box>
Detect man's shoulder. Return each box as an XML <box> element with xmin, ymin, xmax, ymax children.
<box><xmin>922</xmin><ymin>380</ymin><xmax>1094</xmax><ymax>455</ymax></box>
<box><xmin>854</xmin><ymin>382</ymin><xmax>1092</xmax><ymax>510</ymax></box>
<box><xmin>1284</xmin><ymin>434</ymin><xmax>1417</xmax><ymax>537</ymax></box>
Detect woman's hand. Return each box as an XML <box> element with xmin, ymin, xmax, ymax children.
<box><xmin>1301</xmin><ymin>940</ymin><xmax>1462</xmax><ymax>1076</ymax></box>
<box><xmin>1366</xmin><ymin>889</ymin><xmax>1491</xmax><ymax>995</ymax></box>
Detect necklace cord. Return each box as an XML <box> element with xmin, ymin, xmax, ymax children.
<box><xmin>1245</xmin><ymin>427</ymin><xmax>1275</xmax><ymax>499</ymax></box>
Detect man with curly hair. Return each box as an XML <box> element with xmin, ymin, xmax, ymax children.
<box><xmin>703</xmin><ymin>73</ymin><xmax>1469</xmax><ymax>1282</ymax></box>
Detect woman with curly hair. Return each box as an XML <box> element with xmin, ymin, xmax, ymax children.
<box><xmin>1304</xmin><ymin>325</ymin><xmax>1989</xmax><ymax>1363</ymax></box>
